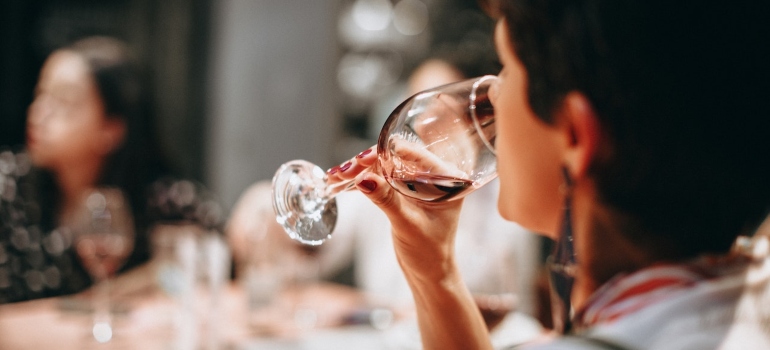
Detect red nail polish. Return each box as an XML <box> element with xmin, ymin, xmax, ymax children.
<box><xmin>339</xmin><ymin>162</ymin><xmax>352</xmax><ymax>172</ymax></box>
<box><xmin>359</xmin><ymin>179</ymin><xmax>377</xmax><ymax>193</ymax></box>
<box><xmin>328</xmin><ymin>166</ymin><xmax>340</xmax><ymax>175</ymax></box>
<box><xmin>356</xmin><ymin>148</ymin><xmax>373</xmax><ymax>158</ymax></box>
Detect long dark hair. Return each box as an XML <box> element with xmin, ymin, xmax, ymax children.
<box><xmin>38</xmin><ymin>36</ymin><xmax>171</xmax><ymax>269</ymax></box>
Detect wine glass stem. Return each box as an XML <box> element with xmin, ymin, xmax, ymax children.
<box><xmin>324</xmin><ymin>178</ymin><xmax>357</xmax><ymax>198</ymax></box>
<box><xmin>94</xmin><ymin>276</ymin><xmax>111</xmax><ymax>325</ymax></box>
<box><xmin>324</xmin><ymin>159</ymin><xmax>380</xmax><ymax>198</ymax></box>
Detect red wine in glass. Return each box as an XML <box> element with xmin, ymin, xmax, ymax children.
<box><xmin>76</xmin><ymin>234</ymin><xmax>132</xmax><ymax>279</ymax></box>
<box><xmin>474</xmin><ymin>293</ymin><xmax>518</xmax><ymax>331</ymax></box>
<box><xmin>386</xmin><ymin>173</ymin><xmax>475</xmax><ymax>202</ymax></box>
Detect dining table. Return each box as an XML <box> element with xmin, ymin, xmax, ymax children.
<box><xmin>0</xmin><ymin>278</ymin><xmax>544</xmax><ymax>350</ymax></box>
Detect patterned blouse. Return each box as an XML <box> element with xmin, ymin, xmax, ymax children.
<box><xmin>0</xmin><ymin>148</ymin><xmax>88</xmax><ymax>302</ymax></box>
<box><xmin>0</xmin><ymin>148</ymin><xmax>224</xmax><ymax>303</ymax></box>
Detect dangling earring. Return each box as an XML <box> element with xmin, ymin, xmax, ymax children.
<box><xmin>547</xmin><ymin>167</ymin><xmax>577</xmax><ymax>334</ymax></box>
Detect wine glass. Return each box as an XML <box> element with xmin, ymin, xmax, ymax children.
<box><xmin>71</xmin><ymin>187</ymin><xmax>134</xmax><ymax>343</ymax></box>
<box><xmin>467</xmin><ymin>250</ymin><xmax>519</xmax><ymax>332</ymax></box>
<box><xmin>273</xmin><ymin>75</ymin><xmax>497</xmax><ymax>245</ymax></box>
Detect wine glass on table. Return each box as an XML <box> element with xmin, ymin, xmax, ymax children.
<box><xmin>71</xmin><ymin>187</ymin><xmax>134</xmax><ymax>343</ymax></box>
<box><xmin>272</xmin><ymin>75</ymin><xmax>498</xmax><ymax>245</ymax></box>
<box><xmin>468</xmin><ymin>253</ymin><xmax>519</xmax><ymax>332</ymax></box>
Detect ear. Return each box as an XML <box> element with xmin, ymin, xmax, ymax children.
<box><xmin>99</xmin><ymin>117</ymin><xmax>127</xmax><ymax>155</ymax></box>
<box><xmin>556</xmin><ymin>92</ymin><xmax>601</xmax><ymax>179</ymax></box>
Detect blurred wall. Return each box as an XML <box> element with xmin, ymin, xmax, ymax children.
<box><xmin>1</xmin><ymin>0</ymin><xmax>492</xmax><ymax>214</ymax></box>
<box><xmin>205</xmin><ymin>0</ymin><xmax>341</xmax><ymax>210</ymax></box>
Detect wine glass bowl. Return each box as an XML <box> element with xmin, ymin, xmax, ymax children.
<box><xmin>75</xmin><ymin>190</ymin><xmax>134</xmax><ymax>278</ymax></box>
<box><xmin>474</xmin><ymin>292</ymin><xmax>518</xmax><ymax>331</ymax></box>
<box><xmin>376</xmin><ymin>75</ymin><xmax>497</xmax><ymax>202</ymax></box>
<box><xmin>273</xmin><ymin>75</ymin><xmax>498</xmax><ymax>245</ymax></box>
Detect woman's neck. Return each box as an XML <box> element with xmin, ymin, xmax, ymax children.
<box><xmin>569</xmin><ymin>183</ymin><xmax>663</xmax><ymax>310</ymax></box>
<box><xmin>54</xmin><ymin>159</ymin><xmax>105</xmax><ymax>225</ymax></box>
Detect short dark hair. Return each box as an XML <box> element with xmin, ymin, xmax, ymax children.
<box><xmin>498</xmin><ymin>0</ymin><xmax>770</xmax><ymax>258</ymax></box>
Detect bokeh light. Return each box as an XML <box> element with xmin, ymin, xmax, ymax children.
<box><xmin>352</xmin><ymin>0</ymin><xmax>393</xmax><ymax>31</ymax></box>
<box><xmin>337</xmin><ymin>52</ymin><xmax>403</xmax><ymax>101</ymax></box>
<box><xmin>93</xmin><ymin>321</ymin><xmax>113</xmax><ymax>343</ymax></box>
<box><xmin>393</xmin><ymin>0</ymin><xmax>429</xmax><ymax>36</ymax></box>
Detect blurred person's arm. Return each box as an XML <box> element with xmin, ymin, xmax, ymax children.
<box><xmin>226</xmin><ymin>180</ymin><xmax>355</xmax><ymax>281</ymax></box>
<box><xmin>226</xmin><ymin>180</ymin><xmax>284</xmax><ymax>270</ymax></box>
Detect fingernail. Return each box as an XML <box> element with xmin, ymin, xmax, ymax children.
<box><xmin>358</xmin><ymin>179</ymin><xmax>377</xmax><ymax>193</ymax></box>
<box><xmin>328</xmin><ymin>166</ymin><xmax>340</xmax><ymax>175</ymax></box>
<box><xmin>339</xmin><ymin>162</ymin><xmax>352</xmax><ymax>172</ymax></box>
<box><xmin>356</xmin><ymin>148</ymin><xmax>373</xmax><ymax>159</ymax></box>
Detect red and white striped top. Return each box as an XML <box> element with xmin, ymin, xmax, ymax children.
<box><xmin>572</xmin><ymin>244</ymin><xmax>754</xmax><ymax>330</ymax></box>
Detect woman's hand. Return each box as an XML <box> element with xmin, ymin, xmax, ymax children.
<box><xmin>329</xmin><ymin>146</ymin><xmax>463</xmax><ymax>280</ymax></box>
<box><xmin>331</xmin><ymin>146</ymin><xmax>492</xmax><ymax>350</ymax></box>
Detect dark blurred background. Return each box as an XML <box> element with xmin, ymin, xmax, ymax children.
<box><xmin>1</xmin><ymin>0</ymin><xmax>211</xmax><ymax>179</ymax></box>
<box><xmin>0</xmin><ymin>0</ymin><xmax>497</xmax><ymax>211</ymax></box>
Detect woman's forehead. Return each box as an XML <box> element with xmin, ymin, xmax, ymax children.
<box><xmin>493</xmin><ymin>20</ymin><xmax>513</xmax><ymax>59</ymax></box>
<box><xmin>39</xmin><ymin>50</ymin><xmax>92</xmax><ymax>88</ymax></box>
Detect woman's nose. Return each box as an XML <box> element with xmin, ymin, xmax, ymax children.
<box><xmin>488</xmin><ymin>77</ymin><xmax>500</xmax><ymax>107</ymax></box>
<box><xmin>27</xmin><ymin>96</ymin><xmax>52</xmax><ymax>124</ymax></box>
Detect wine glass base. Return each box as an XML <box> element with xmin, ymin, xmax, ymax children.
<box><xmin>92</xmin><ymin>321</ymin><xmax>113</xmax><ymax>343</ymax></box>
<box><xmin>272</xmin><ymin>160</ymin><xmax>337</xmax><ymax>245</ymax></box>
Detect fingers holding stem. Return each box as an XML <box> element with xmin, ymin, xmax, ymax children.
<box><xmin>327</xmin><ymin>146</ymin><xmax>378</xmax><ymax>181</ymax></box>
<box><xmin>325</xmin><ymin>146</ymin><xmax>378</xmax><ymax>195</ymax></box>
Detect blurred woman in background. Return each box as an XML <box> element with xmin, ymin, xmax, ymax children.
<box><xmin>1</xmin><ymin>36</ymin><xmax>172</xmax><ymax>302</ymax></box>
